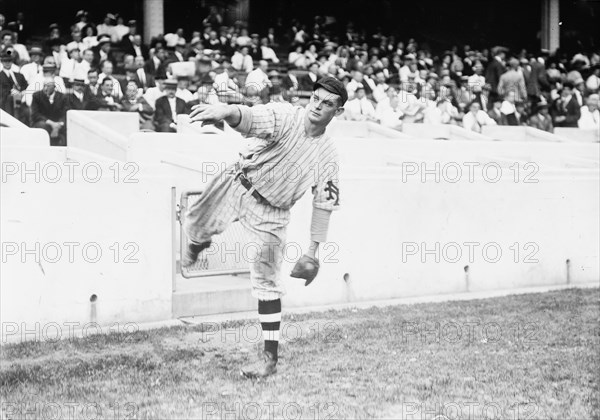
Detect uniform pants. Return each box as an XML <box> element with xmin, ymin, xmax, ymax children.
<box><xmin>183</xmin><ymin>165</ymin><xmax>290</xmax><ymax>300</ymax></box>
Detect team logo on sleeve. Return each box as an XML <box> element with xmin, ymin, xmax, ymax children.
<box><xmin>324</xmin><ymin>181</ymin><xmax>340</xmax><ymax>205</ymax></box>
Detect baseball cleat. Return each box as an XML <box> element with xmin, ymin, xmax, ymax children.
<box><xmin>182</xmin><ymin>241</ymin><xmax>212</xmax><ymax>267</ymax></box>
<box><xmin>240</xmin><ymin>351</ymin><xmax>277</xmax><ymax>379</ymax></box>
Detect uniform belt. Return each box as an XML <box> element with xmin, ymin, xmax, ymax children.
<box><xmin>235</xmin><ymin>172</ymin><xmax>267</xmax><ymax>204</ymax></box>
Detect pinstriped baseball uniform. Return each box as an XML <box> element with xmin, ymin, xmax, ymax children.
<box><xmin>183</xmin><ymin>101</ymin><xmax>340</xmax><ymax>300</ymax></box>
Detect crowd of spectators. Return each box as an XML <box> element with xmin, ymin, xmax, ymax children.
<box><xmin>0</xmin><ymin>10</ymin><xmax>598</xmax><ymax>146</ymax></box>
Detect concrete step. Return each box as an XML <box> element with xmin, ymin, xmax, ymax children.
<box><xmin>172</xmin><ymin>274</ymin><xmax>255</xmax><ymax>318</ymax></box>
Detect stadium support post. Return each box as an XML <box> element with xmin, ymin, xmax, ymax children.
<box><xmin>541</xmin><ymin>0</ymin><xmax>560</xmax><ymax>53</ymax></box>
<box><xmin>144</xmin><ymin>0</ymin><xmax>164</xmax><ymax>45</ymax></box>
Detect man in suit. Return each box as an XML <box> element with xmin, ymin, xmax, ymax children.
<box><xmin>98</xmin><ymin>60</ymin><xmax>123</xmax><ymax>100</ymax></box>
<box><xmin>120</xmin><ymin>64</ymin><xmax>143</xmax><ymax>95</ymax></box>
<box><xmin>121</xmin><ymin>80</ymin><xmax>154</xmax><ymax>130</ymax></box>
<box><xmin>154</xmin><ymin>78</ymin><xmax>186</xmax><ymax>132</ymax></box>
<box><xmin>528</xmin><ymin>102</ymin><xmax>553</xmax><ymax>133</ymax></box>
<box><xmin>122</xmin><ymin>30</ymin><xmax>149</xmax><ymax>61</ymax></box>
<box><xmin>298</xmin><ymin>62</ymin><xmax>320</xmax><ymax>92</ymax></box>
<box><xmin>525</xmin><ymin>55</ymin><xmax>549</xmax><ymax>104</ymax></box>
<box><xmin>134</xmin><ymin>56</ymin><xmax>155</xmax><ymax>92</ymax></box>
<box><xmin>551</xmin><ymin>82</ymin><xmax>581</xmax><ymax>128</ymax></box>
<box><xmin>31</xmin><ymin>77</ymin><xmax>68</xmax><ymax>145</ymax></box>
<box><xmin>497</xmin><ymin>57</ymin><xmax>527</xmax><ymax>104</ymax></box>
<box><xmin>485</xmin><ymin>47</ymin><xmax>507</xmax><ymax>103</ymax></box>
<box><xmin>144</xmin><ymin>45</ymin><xmax>168</xmax><ymax>78</ymax></box>
<box><xmin>84</xmin><ymin>68</ymin><xmax>101</xmax><ymax>97</ymax></box>
<box><xmin>0</xmin><ymin>50</ymin><xmax>27</xmax><ymax>119</ymax></box>
<box><xmin>120</xmin><ymin>21</ymin><xmax>149</xmax><ymax>59</ymax></box>
<box><xmin>86</xmin><ymin>77</ymin><xmax>122</xmax><ymax>111</ymax></box>
<box><xmin>66</xmin><ymin>78</ymin><xmax>90</xmax><ymax>110</ymax></box>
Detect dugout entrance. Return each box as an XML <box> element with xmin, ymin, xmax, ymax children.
<box><xmin>172</xmin><ymin>190</ymin><xmax>255</xmax><ymax>318</ymax></box>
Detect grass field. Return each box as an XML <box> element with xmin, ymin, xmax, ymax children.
<box><xmin>1</xmin><ymin>288</ymin><xmax>599</xmax><ymax>420</ymax></box>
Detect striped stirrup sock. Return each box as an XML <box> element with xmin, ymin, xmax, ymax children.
<box><xmin>258</xmin><ymin>299</ymin><xmax>281</xmax><ymax>360</ymax></box>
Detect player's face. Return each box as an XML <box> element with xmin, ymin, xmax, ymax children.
<box><xmin>307</xmin><ymin>88</ymin><xmax>342</xmax><ymax>125</ymax></box>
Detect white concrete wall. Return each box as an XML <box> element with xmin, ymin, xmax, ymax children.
<box><xmin>281</xmin><ymin>167</ymin><xmax>599</xmax><ymax>307</ymax></box>
<box><xmin>1</xmin><ymin>149</ymin><xmax>174</xmax><ymax>328</ymax></box>
<box><xmin>2</xmin><ymin>126</ymin><xmax>598</xmax><ymax>332</ymax></box>
<box><xmin>67</xmin><ymin>111</ymin><xmax>132</xmax><ymax>161</ymax></box>
<box><xmin>554</xmin><ymin>128</ymin><xmax>599</xmax><ymax>143</ymax></box>
<box><xmin>1</xmin><ymin>109</ymin><xmax>29</xmax><ymax>128</ymax></box>
<box><xmin>0</xmin><ymin>127</ymin><xmax>50</xmax><ymax>146</ymax></box>
<box><xmin>402</xmin><ymin>123</ymin><xmax>492</xmax><ymax>141</ymax></box>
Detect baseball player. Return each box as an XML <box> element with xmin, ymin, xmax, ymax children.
<box><xmin>183</xmin><ymin>76</ymin><xmax>346</xmax><ymax>378</ymax></box>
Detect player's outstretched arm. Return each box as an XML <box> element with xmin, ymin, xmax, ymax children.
<box><xmin>189</xmin><ymin>103</ymin><xmax>242</xmax><ymax>127</ymax></box>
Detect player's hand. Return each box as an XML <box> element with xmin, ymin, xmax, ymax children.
<box><xmin>190</xmin><ymin>103</ymin><xmax>230</xmax><ymax>125</ymax></box>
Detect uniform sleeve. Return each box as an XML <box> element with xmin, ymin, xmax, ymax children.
<box><xmin>312</xmin><ymin>142</ymin><xmax>341</xmax><ymax>211</ymax></box>
<box><xmin>234</xmin><ymin>102</ymin><xmax>296</xmax><ymax>142</ymax></box>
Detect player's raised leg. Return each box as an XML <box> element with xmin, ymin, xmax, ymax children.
<box><xmin>181</xmin><ymin>167</ymin><xmax>241</xmax><ymax>267</ymax></box>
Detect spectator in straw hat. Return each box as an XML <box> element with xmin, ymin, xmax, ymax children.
<box><xmin>30</xmin><ymin>76</ymin><xmax>68</xmax><ymax>145</ymax></box>
<box><xmin>66</xmin><ymin>77</ymin><xmax>89</xmax><ymax>110</ymax></box>
<box><xmin>528</xmin><ymin>101</ymin><xmax>553</xmax><ymax>133</ymax></box>
<box><xmin>25</xmin><ymin>59</ymin><xmax>66</xmax><ymax>107</ymax></box>
<box><xmin>154</xmin><ymin>78</ymin><xmax>186</xmax><ymax>132</ymax></box>
<box><xmin>20</xmin><ymin>46</ymin><xmax>44</xmax><ymax>85</ymax></box>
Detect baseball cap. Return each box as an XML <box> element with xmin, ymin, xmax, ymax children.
<box><xmin>313</xmin><ymin>76</ymin><xmax>348</xmax><ymax>106</ymax></box>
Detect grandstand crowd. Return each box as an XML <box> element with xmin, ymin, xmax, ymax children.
<box><xmin>0</xmin><ymin>10</ymin><xmax>598</xmax><ymax>145</ymax></box>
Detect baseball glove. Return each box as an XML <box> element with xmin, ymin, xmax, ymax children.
<box><xmin>290</xmin><ymin>254</ymin><xmax>320</xmax><ymax>286</ymax></box>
